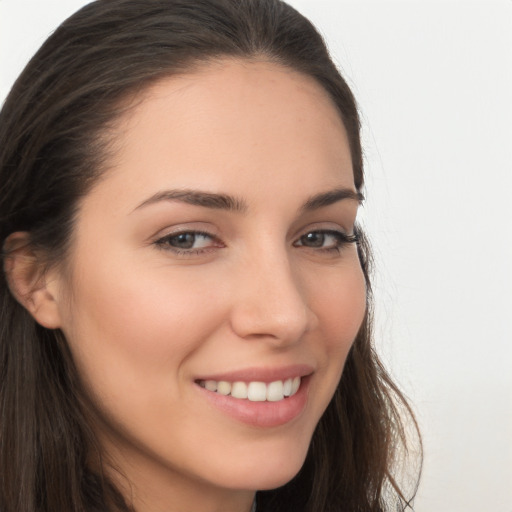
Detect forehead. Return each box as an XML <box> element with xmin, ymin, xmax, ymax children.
<box><xmin>90</xmin><ymin>58</ymin><xmax>354</xmax><ymax>212</ymax></box>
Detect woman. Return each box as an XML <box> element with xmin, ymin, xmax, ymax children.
<box><xmin>0</xmin><ymin>1</ymin><xmax>420</xmax><ymax>511</ymax></box>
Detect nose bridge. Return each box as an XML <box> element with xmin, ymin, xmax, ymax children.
<box><xmin>229</xmin><ymin>242</ymin><xmax>314</xmax><ymax>343</ymax></box>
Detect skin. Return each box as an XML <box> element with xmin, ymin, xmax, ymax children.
<box><xmin>35</xmin><ymin>59</ymin><xmax>367</xmax><ymax>512</ymax></box>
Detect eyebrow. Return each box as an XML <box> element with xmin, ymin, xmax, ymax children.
<box><xmin>133</xmin><ymin>187</ymin><xmax>363</xmax><ymax>213</ymax></box>
<box><xmin>133</xmin><ymin>189</ymin><xmax>248</xmax><ymax>213</ymax></box>
<box><xmin>300</xmin><ymin>188</ymin><xmax>364</xmax><ymax>212</ymax></box>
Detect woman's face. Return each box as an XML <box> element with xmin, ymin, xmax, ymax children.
<box><xmin>51</xmin><ymin>59</ymin><xmax>366</xmax><ymax>508</ymax></box>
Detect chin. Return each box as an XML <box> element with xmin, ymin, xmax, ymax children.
<box><xmin>210</xmin><ymin>440</ymin><xmax>310</xmax><ymax>492</ymax></box>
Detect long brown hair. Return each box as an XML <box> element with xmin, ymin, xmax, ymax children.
<box><xmin>0</xmin><ymin>1</ymin><xmax>421</xmax><ymax>510</ymax></box>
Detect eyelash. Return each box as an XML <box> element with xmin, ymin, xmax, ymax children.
<box><xmin>293</xmin><ymin>230</ymin><xmax>359</xmax><ymax>253</ymax></box>
<box><xmin>154</xmin><ymin>229</ymin><xmax>358</xmax><ymax>257</ymax></box>
<box><xmin>154</xmin><ymin>230</ymin><xmax>221</xmax><ymax>256</ymax></box>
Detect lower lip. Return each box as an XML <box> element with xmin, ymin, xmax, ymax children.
<box><xmin>196</xmin><ymin>376</ymin><xmax>310</xmax><ymax>428</ymax></box>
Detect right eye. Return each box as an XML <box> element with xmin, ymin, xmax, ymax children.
<box><xmin>154</xmin><ymin>231</ymin><xmax>222</xmax><ymax>255</ymax></box>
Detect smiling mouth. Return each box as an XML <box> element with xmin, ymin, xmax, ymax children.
<box><xmin>196</xmin><ymin>377</ymin><xmax>301</xmax><ymax>402</ymax></box>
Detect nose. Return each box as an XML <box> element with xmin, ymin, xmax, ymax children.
<box><xmin>228</xmin><ymin>250</ymin><xmax>317</xmax><ymax>345</ymax></box>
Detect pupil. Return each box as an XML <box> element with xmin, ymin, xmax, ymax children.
<box><xmin>172</xmin><ymin>233</ymin><xmax>195</xmax><ymax>248</ymax></box>
<box><xmin>303</xmin><ymin>232</ymin><xmax>324</xmax><ymax>247</ymax></box>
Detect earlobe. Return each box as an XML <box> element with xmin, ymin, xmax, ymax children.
<box><xmin>3</xmin><ymin>232</ymin><xmax>63</xmax><ymax>329</ymax></box>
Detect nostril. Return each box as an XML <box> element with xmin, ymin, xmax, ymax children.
<box><xmin>229</xmin><ymin>298</ymin><xmax>314</xmax><ymax>344</ymax></box>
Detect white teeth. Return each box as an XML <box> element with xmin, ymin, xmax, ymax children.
<box><xmin>291</xmin><ymin>376</ymin><xmax>300</xmax><ymax>395</ymax></box>
<box><xmin>283</xmin><ymin>378</ymin><xmax>293</xmax><ymax>397</ymax></box>
<box><xmin>199</xmin><ymin>377</ymin><xmax>302</xmax><ymax>402</ymax></box>
<box><xmin>266</xmin><ymin>380</ymin><xmax>284</xmax><ymax>402</ymax></box>
<box><xmin>247</xmin><ymin>382</ymin><xmax>267</xmax><ymax>401</ymax></box>
<box><xmin>204</xmin><ymin>380</ymin><xmax>217</xmax><ymax>392</ymax></box>
<box><xmin>231</xmin><ymin>381</ymin><xmax>248</xmax><ymax>399</ymax></box>
<box><xmin>217</xmin><ymin>381</ymin><xmax>231</xmax><ymax>395</ymax></box>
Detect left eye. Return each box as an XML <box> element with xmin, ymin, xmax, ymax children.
<box><xmin>156</xmin><ymin>231</ymin><xmax>215</xmax><ymax>251</ymax></box>
<box><xmin>294</xmin><ymin>230</ymin><xmax>356</xmax><ymax>250</ymax></box>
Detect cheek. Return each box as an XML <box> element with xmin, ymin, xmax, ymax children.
<box><xmin>309</xmin><ymin>260</ymin><xmax>367</xmax><ymax>372</ymax></box>
<box><xmin>60</xmin><ymin>257</ymin><xmax>228</xmax><ymax>402</ymax></box>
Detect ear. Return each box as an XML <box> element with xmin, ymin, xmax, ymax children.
<box><xmin>3</xmin><ymin>232</ymin><xmax>63</xmax><ymax>329</ymax></box>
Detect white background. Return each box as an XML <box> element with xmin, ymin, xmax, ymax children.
<box><xmin>1</xmin><ymin>1</ymin><xmax>511</xmax><ymax>510</ymax></box>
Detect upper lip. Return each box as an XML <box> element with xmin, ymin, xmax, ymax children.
<box><xmin>195</xmin><ymin>364</ymin><xmax>314</xmax><ymax>383</ymax></box>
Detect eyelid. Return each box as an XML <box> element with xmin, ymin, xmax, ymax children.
<box><xmin>292</xmin><ymin>221</ymin><xmax>355</xmax><ymax>240</ymax></box>
<box><xmin>150</xmin><ymin>222</ymin><xmax>220</xmax><ymax>242</ymax></box>
<box><xmin>293</xmin><ymin>229</ymin><xmax>356</xmax><ymax>244</ymax></box>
